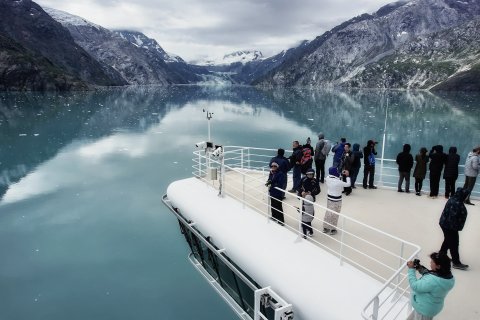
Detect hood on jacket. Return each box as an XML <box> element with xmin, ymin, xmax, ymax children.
<box><xmin>434</xmin><ymin>145</ymin><xmax>444</xmax><ymax>153</ymax></box>
<box><xmin>448</xmin><ymin>147</ymin><xmax>457</xmax><ymax>154</ymax></box>
<box><xmin>403</xmin><ymin>144</ymin><xmax>411</xmax><ymax>153</ymax></box>
<box><xmin>452</xmin><ymin>187</ymin><xmax>470</xmax><ymax>202</ymax></box>
<box><xmin>318</xmin><ymin>132</ymin><xmax>324</xmax><ymax>139</ymax></box>
<box><xmin>353</xmin><ymin>143</ymin><xmax>360</xmax><ymax>152</ymax></box>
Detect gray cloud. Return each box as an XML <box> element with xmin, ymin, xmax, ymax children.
<box><xmin>36</xmin><ymin>0</ymin><xmax>393</xmax><ymax>62</ymax></box>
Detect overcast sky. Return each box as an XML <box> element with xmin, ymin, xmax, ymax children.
<box><xmin>36</xmin><ymin>0</ymin><xmax>393</xmax><ymax>62</ymax></box>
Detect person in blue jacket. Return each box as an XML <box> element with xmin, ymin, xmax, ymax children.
<box><xmin>266</xmin><ymin>162</ymin><xmax>286</xmax><ymax>225</ymax></box>
<box><xmin>407</xmin><ymin>252</ymin><xmax>455</xmax><ymax>320</ymax></box>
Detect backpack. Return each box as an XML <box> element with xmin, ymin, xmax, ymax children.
<box><xmin>322</xmin><ymin>140</ymin><xmax>332</xmax><ymax>156</ymax></box>
<box><xmin>301</xmin><ymin>147</ymin><xmax>312</xmax><ymax>165</ymax></box>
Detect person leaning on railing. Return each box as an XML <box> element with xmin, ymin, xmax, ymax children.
<box><xmin>266</xmin><ymin>162</ymin><xmax>286</xmax><ymax>226</ymax></box>
<box><xmin>407</xmin><ymin>252</ymin><xmax>455</xmax><ymax>320</ymax></box>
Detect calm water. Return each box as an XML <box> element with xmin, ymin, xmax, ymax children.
<box><xmin>0</xmin><ymin>86</ymin><xmax>479</xmax><ymax>320</ymax></box>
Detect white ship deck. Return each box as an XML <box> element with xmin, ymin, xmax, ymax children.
<box><xmin>168</xmin><ymin>146</ymin><xmax>480</xmax><ymax>320</ymax></box>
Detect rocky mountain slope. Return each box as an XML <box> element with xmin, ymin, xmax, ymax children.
<box><xmin>254</xmin><ymin>0</ymin><xmax>480</xmax><ymax>89</ymax></box>
<box><xmin>114</xmin><ymin>30</ymin><xmax>208</xmax><ymax>84</ymax></box>
<box><xmin>0</xmin><ymin>0</ymin><xmax>124</xmax><ymax>90</ymax></box>
<box><xmin>44</xmin><ymin>8</ymin><xmax>199</xmax><ymax>85</ymax></box>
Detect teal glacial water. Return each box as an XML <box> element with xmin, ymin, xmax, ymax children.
<box><xmin>0</xmin><ymin>86</ymin><xmax>479</xmax><ymax>320</ymax></box>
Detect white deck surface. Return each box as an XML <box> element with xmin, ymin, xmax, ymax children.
<box><xmin>168</xmin><ymin>177</ymin><xmax>412</xmax><ymax>320</ymax></box>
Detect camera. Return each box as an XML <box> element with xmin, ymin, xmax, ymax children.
<box><xmin>265</xmin><ymin>180</ymin><xmax>272</xmax><ymax>187</ymax></box>
<box><xmin>211</xmin><ymin>146</ymin><xmax>223</xmax><ymax>157</ymax></box>
<box><xmin>413</xmin><ymin>259</ymin><xmax>429</xmax><ymax>275</ymax></box>
<box><xmin>195</xmin><ymin>141</ymin><xmax>214</xmax><ymax>149</ymax></box>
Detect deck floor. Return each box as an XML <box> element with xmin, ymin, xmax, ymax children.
<box><xmin>213</xmin><ymin>169</ymin><xmax>480</xmax><ymax>320</ymax></box>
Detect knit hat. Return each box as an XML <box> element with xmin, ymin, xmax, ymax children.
<box><xmin>306</xmin><ymin>168</ymin><xmax>315</xmax><ymax>175</ymax></box>
<box><xmin>271</xmin><ymin>162</ymin><xmax>279</xmax><ymax>167</ymax></box>
<box><xmin>328</xmin><ymin>167</ymin><xmax>339</xmax><ymax>177</ymax></box>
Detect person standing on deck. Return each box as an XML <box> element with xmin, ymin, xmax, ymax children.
<box><xmin>439</xmin><ymin>187</ymin><xmax>470</xmax><ymax>270</ymax></box>
<box><xmin>288</xmin><ymin>141</ymin><xmax>303</xmax><ymax>193</ymax></box>
<box><xmin>363</xmin><ymin>140</ymin><xmax>378</xmax><ymax>189</ymax></box>
<box><xmin>463</xmin><ymin>146</ymin><xmax>480</xmax><ymax>205</ymax></box>
<box><xmin>323</xmin><ymin>167</ymin><xmax>350</xmax><ymax>235</ymax></box>
<box><xmin>339</xmin><ymin>143</ymin><xmax>354</xmax><ymax>195</ymax></box>
<box><xmin>266</xmin><ymin>162</ymin><xmax>286</xmax><ymax>225</ymax></box>
<box><xmin>443</xmin><ymin>147</ymin><xmax>460</xmax><ymax>199</ymax></box>
<box><xmin>429</xmin><ymin>145</ymin><xmax>446</xmax><ymax>198</ymax></box>
<box><xmin>414</xmin><ymin>147</ymin><xmax>429</xmax><ymax>196</ymax></box>
<box><xmin>299</xmin><ymin>168</ymin><xmax>320</xmax><ymax>201</ymax></box>
<box><xmin>314</xmin><ymin>133</ymin><xmax>329</xmax><ymax>183</ymax></box>
<box><xmin>300</xmin><ymin>194</ymin><xmax>315</xmax><ymax>239</ymax></box>
<box><xmin>332</xmin><ymin>138</ymin><xmax>346</xmax><ymax>169</ymax></box>
<box><xmin>350</xmin><ymin>143</ymin><xmax>363</xmax><ymax>189</ymax></box>
<box><xmin>269</xmin><ymin>148</ymin><xmax>290</xmax><ymax>190</ymax></box>
<box><xmin>407</xmin><ymin>252</ymin><xmax>455</xmax><ymax>320</ymax></box>
<box><xmin>396</xmin><ymin>143</ymin><xmax>414</xmax><ymax>193</ymax></box>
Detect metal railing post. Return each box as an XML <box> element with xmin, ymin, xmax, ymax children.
<box><xmin>248</xmin><ymin>148</ymin><xmax>251</xmax><ymax>170</ymax></box>
<box><xmin>243</xmin><ymin>174</ymin><xmax>246</xmax><ymax>208</ymax></box>
<box><xmin>241</xmin><ymin>149</ymin><xmax>244</xmax><ymax>170</ymax></box>
<box><xmin>298</xmin><ymin>196</ymin><xmax>303</xmax><ymax>236</ymax></box>
<box><xmin>198</xmin><ymin>151</ymin><xmax>202</xmax><ymax>177</ymax></box>
<box><xmin>339</xmin><ymin>216</ymin><xmax>346</xmax><ymax>266</ymax></box>
<box><xmin>372</xmin><ymin>296</ymin><xmax>380</xmax><ymax>320</ymax></box>
<box><xmin>395</xmin><ymin>242</ymin><xmax>405</xmax><ymax>291</ymax></box>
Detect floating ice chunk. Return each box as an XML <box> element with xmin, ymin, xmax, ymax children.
<box><xmin>173</xmin><ymin>161</ymin><xmax>178</xmax><ymax>164</ymax></box>
<box><xmin>35</xmin><ymin>249</ymin><xmax>39</xmax><ymax>252</ymax></box>
<box><xmin>152</xmin><ymin>113</ymin><xmax>158</xmax><ymax>115</ymax></box>
<box><xmin>34</xmin><ymin>134</ymin><xmax>39</xmax><ymax>137</ymax></box>
<box><xmin>307</xmin><ymin>118</ymin><xmax>314</xmax><ymax>121</ymax></box>
<box><xmin>19</xmin><ymin>134</ymin><xmax>27</xmax><ymax>136</ymax></box>
<box><xmin>425</xmin><ymin>120</ymin><xmax>430</xmax><ymax>123</ymax></box>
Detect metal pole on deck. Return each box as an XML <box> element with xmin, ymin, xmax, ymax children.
<box><xmin>203</xmin><ymin>109</ymin><xmax>213</xmax><ymax>142</ymax></box>
<box><xmin>379</xmin><ymin>96</ymin><xmax>388</xmax><ymax>186</ymax></box>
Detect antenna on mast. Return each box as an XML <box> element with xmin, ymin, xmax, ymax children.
<box><xmin>203</xmin><ymin>109</ymin><xmax>214</xmax><ymax>141</ymax></box>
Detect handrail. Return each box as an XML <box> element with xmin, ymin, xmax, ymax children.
<box><xmin>193</xmin><ymin>146</ymin><xmax>425</xmax><ymax>319</ymax></box>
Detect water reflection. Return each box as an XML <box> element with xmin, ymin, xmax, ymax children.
<box><xmin>1</xmin><ymin>87</ymin><xmax>480</xmax><ymax>201</ymax></box>
<box><xmin>0</xmin><ymin>86</ymin><xmax>479</xmax><ymax>320</ymax></box>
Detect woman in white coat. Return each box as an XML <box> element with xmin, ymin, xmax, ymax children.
<box><xmin>323</xmin><ymin>167</ymin><xmax>351</xmax><ymax>235</ymax></box>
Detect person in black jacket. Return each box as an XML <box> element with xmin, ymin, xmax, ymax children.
<box><xmin>363</xmin><ymin>140</ymin><xmax>377</xmax><ymax>189</ymax></box>
<box><xmin>443</xmin><ymin>146</ymin><xmax>460</xmax><ymax>199</ymax></box>
<box><xmin>350</xmin><ymin>143</ymin><xmax>363</xmax><ymax>189</ymax></box>
<box><xmin>396</xmin><ymin>144</ymin><xmax>414</xmax><ymax>193</ymax></box>
<box><xmin>439</xmin><ymin>187</ymin><xmax>470</xmax><ymax>270</ymax></box>
<box><xmin>429</xmin><ymin>145</ymin><xmax>446</xmax><ymax>198</ymax></box>
<box><xmin>266</xmin><ymin>162</ymin><xmax>287</xmax><ymax>225</ymax></box>
<box><xmin>288</xmin><ymin>141</ymin><xmax>303</xmax><ymax>193</ymax></box>
<box><xmin>299</xmin><ymin>168</ymin><xmax>320</xmax><ymax>201</ymax></box>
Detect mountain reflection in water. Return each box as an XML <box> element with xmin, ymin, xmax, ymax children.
<box><xmin>0</xmin><ymin>86</ymin><xmax>478</xmax><ymax>320</ymax></box>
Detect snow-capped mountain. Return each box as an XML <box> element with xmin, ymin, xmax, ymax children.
<box><xmin>254</xmin><ymin>0</ymin><xmax>480</xmax><ymax>89</ymax></box>
<box><xmin>44</xmin><ymin>7</ymin><xmax>201</xmax><ymax>85</ymax></box>
<box><xmin>194</xmin><ymin>50</ymin><xmax>264</xmax><ymax>66</ymax></box>
<box><xmin>0</xmin><ymin>0</ymin><xmax>124</xmax><ymax>90</ymax></box>
<box><xmin>115</xmin><ymin>30</ymin><xmax>184</xmax><ymax>63</ymax></box>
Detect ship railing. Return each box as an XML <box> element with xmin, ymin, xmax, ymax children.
<box><xmin>193</xmin><ymin>146</ymin><xmax>427</xmax><ymax>319</ymax></box>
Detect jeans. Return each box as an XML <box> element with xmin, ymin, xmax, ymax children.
<box><xmin>350</xmin><ymin>166</ymin><xmax>360</xmax><ymax>187</ymax></box>
<box><xmin>363</xmin><ymin>164</ymin><xmax>375</xmax><ymax>187</ymax></box>
<box><xmin>444</xmin><ymin>177</ymin><xmax>457</xmax><ymax>198</ymax></box>
<box><xmin>302</xmin><ymin>221</ymin><xmax>313</xmax><ymax>236</ymax></box>
<box><xmin>429</xmin><ymin>171</ymin><xmax>441</xmax><ymax>196</ymax></box>
<box><xmin>463</xmin><ymin>176</ymin><xmax>477</xmax><ymax>203</ymax></box>
<box><xmin>414</xmin><ymin>178</ymin><xmax>424</xmax><ymax>193</ymax></box>
<box><xmin>439</xmin><ymin>227</ymin><xmax>460</xmax><ymax>264</ymax></box>
<box><xmin>398</xmin><ymin>171</ymin><xmax>410</xmax><ymax>191</ymax></box>
<box><xmin>270</xmin><ymin>197</ymin><xmax>284</xmax><ymax>224</ymax></box>
<box><xmin>292</xmin><ymin>165</ymin><xmax>301</xmax><ymax>191</ymax></box>
<box><xmin>315</xmin><ymin>158</ymin><xmax>326</xmax><ymax>182</ymax></box>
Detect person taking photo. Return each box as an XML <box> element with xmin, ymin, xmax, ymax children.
<box><xmin>407</xmin><ymin>252</ymin><xmax>455</xmax><ymax>320</ymax></box>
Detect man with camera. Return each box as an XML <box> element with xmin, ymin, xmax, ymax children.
<box><xmin>363</xmin><ymin>140</ymin><xmax>378</xmax><ymax>189</ymax></box>
<box><xmin>407</xmin><ymin>252</ymin><xmax>455</xmax><ymax>320</ymax></box>
<box><xmin>266</xmin><ymin>162</ymin><xmax>286</xmax><ymax>225</ymax></box>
